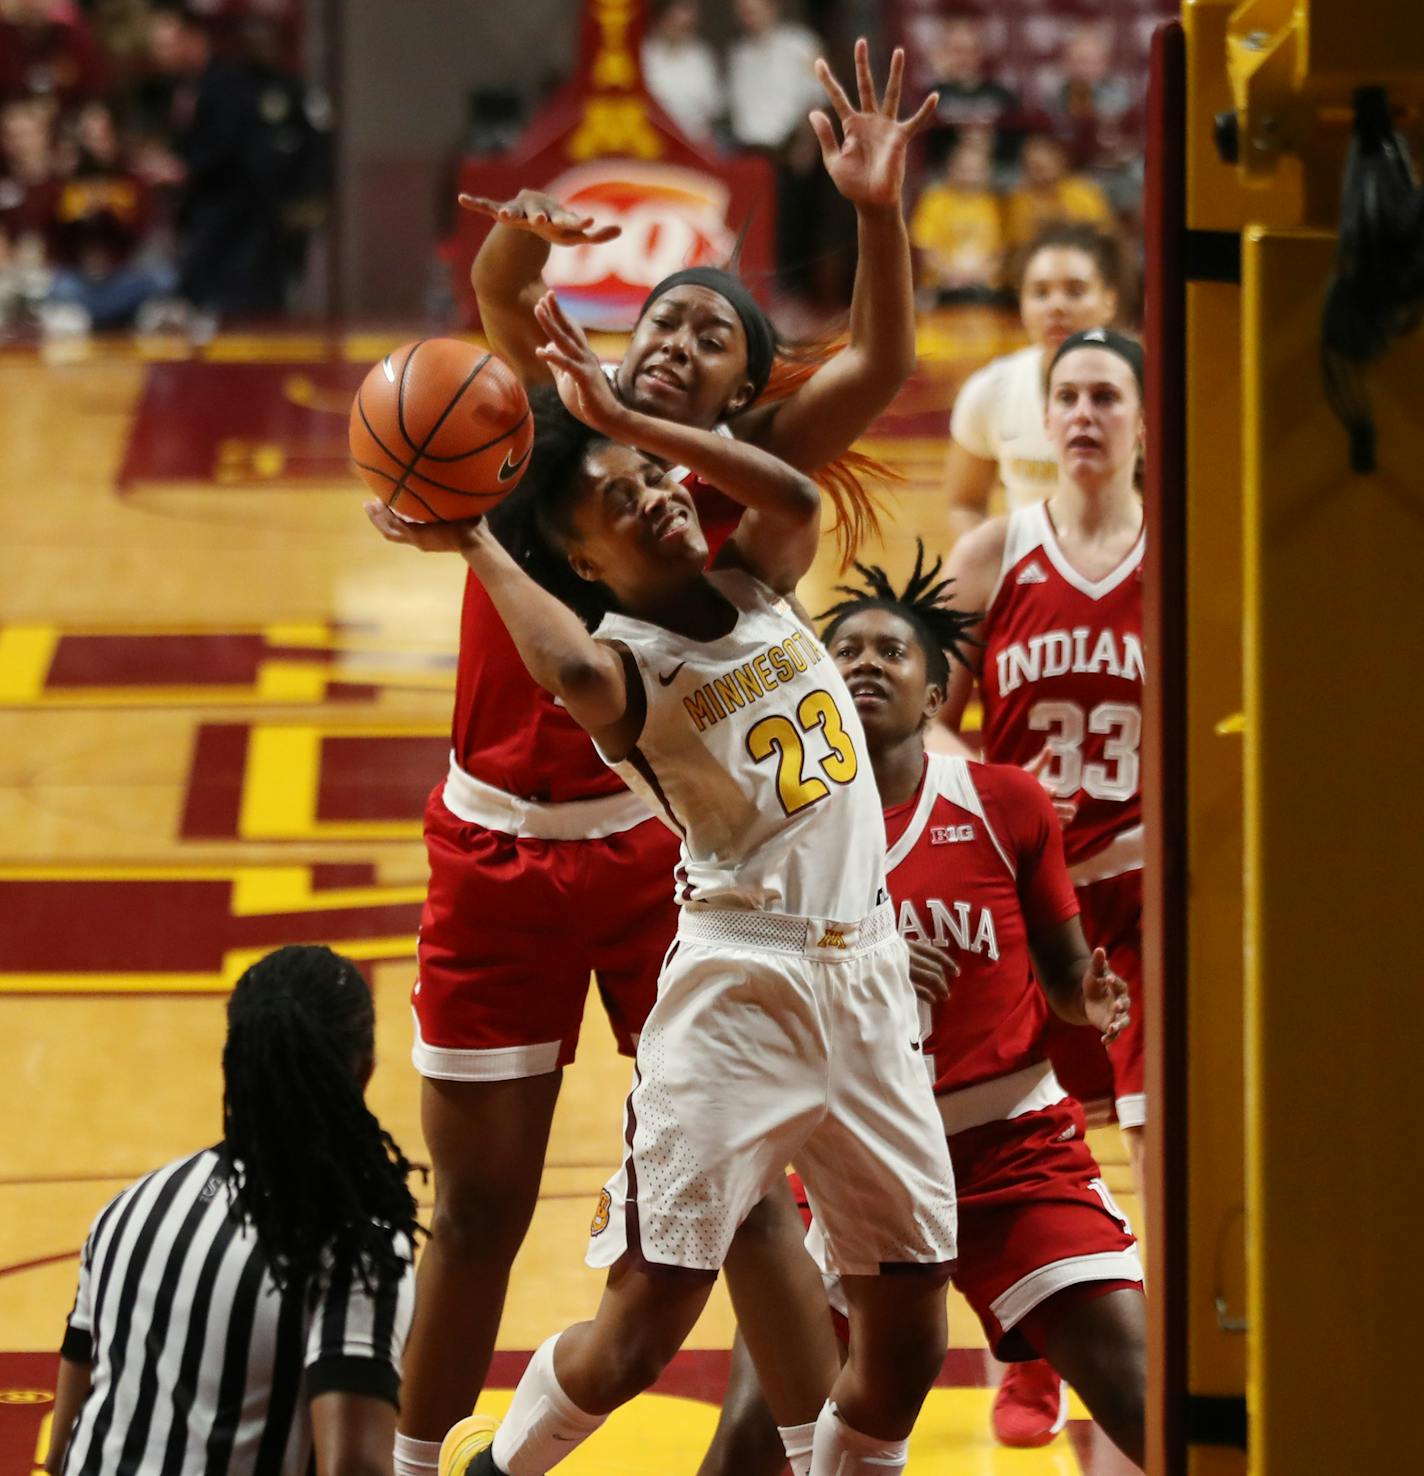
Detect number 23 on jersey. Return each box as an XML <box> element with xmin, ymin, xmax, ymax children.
<box><xmin>746</xmin><ymin>688</ymin><xmax>859</xmax><ymax>816</ymax></box>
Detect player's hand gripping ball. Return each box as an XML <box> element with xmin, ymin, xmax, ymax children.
<box><xmin>349</xmin><ymin>339</ymin><xmax>534</xmax><ymax>522</ymax></box>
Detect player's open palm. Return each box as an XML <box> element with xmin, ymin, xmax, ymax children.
<box><xmin>1082</xmin><ymin>947</ymin><xmax>1130</xmax><ymax>1044</ymax></box>
<box><xmin>458</xmin><ymin>188</ymin><xmax>621</xmax><ymax>246</ymax></box>
<box><xmin>534</xmin><ymin>291</ymin><xmax>624</xmax><ymax>433</ymax></box>
<box><xmin>810</xmin><ymin>39</ymin><xmax>939</xmax><ymax>210</ymax></box>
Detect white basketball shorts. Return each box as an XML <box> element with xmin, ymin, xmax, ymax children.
<box><xmin>586</xmin><ymin>902</ymin><xmax>958</xmax><ymax>1276</ymax></box>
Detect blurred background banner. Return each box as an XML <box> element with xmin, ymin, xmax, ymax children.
<box><xmin>447</xmin><ymin>0</ymin><xmax>775</xmax><ymax>328</ymax></box>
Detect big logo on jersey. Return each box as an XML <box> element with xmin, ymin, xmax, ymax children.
<box><xmin>539</xmin><ymin>162</ymin><xmax>736</xmax><ymax>328</ymax></box>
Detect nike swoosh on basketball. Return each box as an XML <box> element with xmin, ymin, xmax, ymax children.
<box><xmin>658</xmin><ymin>661</ymin><xmax>688</xmax><ymax>686</ymax></box>
<box><xmin>497</xmin><ymin>446</ymin><xmax>530</xmax><ymax>481</ymax></box>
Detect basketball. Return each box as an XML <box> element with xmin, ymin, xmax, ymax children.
<box><xmin>348</xmin><ymin>339</ymin><xmax>535</xmax><ymax>522</ymax></box>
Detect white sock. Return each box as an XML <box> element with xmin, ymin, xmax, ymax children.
<box><xmin>490</xmin><ymin>1334</ymin><xmax>606</xmax><ymax>1475</ymax></box>
<box><xmin>393</xmin><ymin>1432</ymin><xmax>441</xmax><ymax>1476</ymax></box>
<box><xmin>778</xmin><ymin>1419</ymin><xmax>817</xmax><ymax>1476</ymax></box>
<box><xmin>810</xmin><ymin>1400</ymin><xmax>909</xmax><ymax>1475</ymax></box>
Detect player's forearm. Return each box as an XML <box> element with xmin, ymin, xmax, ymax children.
<box><xmin>848</xmin><ymin>204</ymin><xmax>918</xmax><ymax>385</ymax></box>
<box><xmin>614</xmin><ymin>405</ymin><xmax>821</xmax><ymax>525</ymax></box>
<box><xmin>460</xmin><ymin>528</ymin><xmax>624</xmax><ymax>722</ymax></box>
<box><xmin>471</xmin><ymin>226</ymin><xmax>553</xmax><ymax>380</ymax></box>
<box><xmin>1030</xmin><ymin>926</ymin><xmax>1093</xmax><ymax>1026</ymax></box>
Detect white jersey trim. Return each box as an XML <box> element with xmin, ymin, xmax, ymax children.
<box><xmin>989</xmin><ymin>501</ymin><xmax>1145</xmax><ymax>609</ymax></box>
<box><xmin>936</xmin><ymin>1060</ymin><xmax>1066</xmax><ymax>1135</ymax></box>
<box><xmin>440</xmin><ymin>753</ymin><xmax>653</xmax><ymax>840</ymax></box>
<box><xmin>990</xmin><ymin>1247</ymin><xmax>1144</xmax><ymax>1332</ymax></box>
<box><xmin>886</xmin><ymin>754</ymin><xmax>1017</xmax><ymax>880</ymax></box>
<box><xmin>1069</xmin><ymin>823</ymin><xmax>1144</xmax><ymax>886</ymax></box>
<box><xmin>410</xmin><ymin>1011</ymin><xmax>561</xmax><ymax>1081</ymax></box>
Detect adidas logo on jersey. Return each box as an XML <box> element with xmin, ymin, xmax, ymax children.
<box><xmin>930</xmin><ymin>824</ymin><xmax>975</xmax><ymax>844</ymax></box>
<box><xmin>816</xmin><ymin>928</ymin><xmax>848</xmax><ymax>950</ymax></box>
<box><xmin>1016</xmin><ymin>560</ymin><xmax>1048</xmax><ymax>585</ymax></box>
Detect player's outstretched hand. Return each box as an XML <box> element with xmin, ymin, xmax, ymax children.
<box><xmin>458</xmin><ymin>188</ymin><xmax>621</xmax><ymax>246</ymax></box>
<box><xmin>534</xmin><ymin>291</ymin><xmax>627</xmax><ymax>434</ymax></box>
<box><xmin>363</xmin><ymin>500</ymin><xmax>483</xmax><ymax>554</ymax></box>
<box><xmin>810</xmin><ymin>39</ymin><xmax>939</xmax><ymax>211</ymax></box>
<box><xmin>906</xmin><ymin>937</ymin><xmax>957</xmax><ymax>1008</ymax></box>
<box><xmin>1081</xmin><ymin>947</ymin><xmax>1130</xmax><ymax>1044</ymax></box>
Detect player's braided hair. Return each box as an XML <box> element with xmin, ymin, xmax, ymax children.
<box><xmin>221</xmin><ymin>945</ymin><xmax>421</xmax><ymax>1295</ymax></box>
<box><xmin>819</xmin><ymin>539</ymin><xmax>981</xmax><ymax>687</ymax></box>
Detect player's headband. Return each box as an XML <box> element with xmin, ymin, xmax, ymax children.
<box><xmin>639</xmin><ymin>267</ymin><xmax>776</xmax><ymax>401</ymax></box>
<box><xmin>1047</xmin><ymin>328</ymin><xmax>1145</xmax><ymax>394</ymax></box>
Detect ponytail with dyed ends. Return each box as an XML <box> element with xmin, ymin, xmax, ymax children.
<box><xmin>754</xmin><ymin>333</ymin><xmax>902</xmax><ymax>570</ymax></box>
<box><xmin>220</xmin><ymin>944</ymin><xmax>421</xmax><ymax>1294</ymax></box>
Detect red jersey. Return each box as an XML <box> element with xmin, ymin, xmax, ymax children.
<box><xmin>978</xmin><ymin>501</ymin><xmax>1144</xmax><ymax>868</ymax></box>
<box><xmin>450</xmin><ymin>473</ymin><xmax>741</xmax><ymax>802</ymax></box>
<box><xmin>885</xmin><ymin>753</ymin><xmax>1080</xmax><ymax>1096</ymax></box>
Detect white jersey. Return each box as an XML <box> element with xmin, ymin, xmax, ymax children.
<box><xmin>594</xmin><ymin>570</ymin><xmax>886</xmax><ymax>921</ymax></box>
<box><xmin>949</xmin><ymin>344</ymin><xmax>1057</xmax><ymax>509</ymax></box>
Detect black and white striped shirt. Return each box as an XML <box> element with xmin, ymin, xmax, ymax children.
<box><xmin>59</xmin><ymin>1146</ymin><xmax>416</xmax><ymax>1476</ymax></box>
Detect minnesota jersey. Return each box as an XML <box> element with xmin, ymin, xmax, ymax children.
<box><xmin>979</xmin><ymin>501</ymin><xmax>1144</xmax><ymax>869</ymax></box>
<box><xmin>886</xmin><ymin>753</ymin><xmax>1080</xmax><ymax>1096</ymax></box>
<box><xmin>448</xmin><ymin>476</ymin><xmax>742</xmax><ymax>806</ymax></box>
<box><xmin>595</xmin><ymin>570</ymin><xmax>886</xmax><ymax>920</ymax></box>
<box><xmin>949</xmin><ymin>345</ymin><xmax>1057</xmax><ymax>508</ymax></box>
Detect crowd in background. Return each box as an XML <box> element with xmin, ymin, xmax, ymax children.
<box><xmin>640</xmin><ymin>0</ymin><xmax>1172</xmax><ymax>314</ymax></box>
<box><xmin>0</xmin><ymin>0</ymin><xmax>328</xmax><ymax>339</ymax></box>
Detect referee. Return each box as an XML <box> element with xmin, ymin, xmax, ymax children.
<box><xmin>44</xmin><ymin>945</ymin><xmax>421</xmax><ymax>1476</ymax></box>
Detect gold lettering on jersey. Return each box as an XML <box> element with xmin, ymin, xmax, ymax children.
<box><xmin>996</xmin><ymin>627</ymin><xmax>1144</xmax><ymax>697</ymax></box>
<box><xmin>816</xmin><ymin>927</ymin><xmax>848</xmax><ymax>949</ymax></box>
<box><xmin>681</xmin><ymin>636</ymin><xmax>826</xmax><ymax>732</ymax></box>
<box><xmin>1008</xmin><ymin>457</ymin><xmax>1058</xmax><ymax>483</ymax></box>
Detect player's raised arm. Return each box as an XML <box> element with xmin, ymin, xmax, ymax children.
<box><xmin>363</xmin><ymin>503</ymin><xmax>633</xmax><ymax>746</ymax></box>
<box><xmin>464</xmin><ymin>188</ymin><xmax>621</xmax><ymax>388</ymax></box>
<box><xmin>533</xmin><ymin>292</ymin><xmax>822</xmax><ymax>594</ymax></box>
<box><xmin>731</xmin><ymin>39</ymin><xmax>937</xmax><ymax>468</ymax></box>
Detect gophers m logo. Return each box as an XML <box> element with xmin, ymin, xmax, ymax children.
<box><xmin>590</xmin><ymin>1188</ymin><xmax>612</xmax><ymax>1236</ymax></box>
<box><xmin>931</xmin><ymin>824</ymin><xmax>975</xmax><ymax>844</ymax></box>
<box><xmin>816</xmin><ymin>928</ymin><xmax>848</xmax><ymax>950</ymax></box>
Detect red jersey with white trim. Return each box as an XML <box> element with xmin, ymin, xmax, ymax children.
<box><xmin>885</xmin><ymin>753</ymin><xmax>1080</xmax><ymax>1095</ymax></box>
<box><xmin>978</xmin><ymin>501</ymin><xmax>1145</xmax><ymax>866</ymax></box>
<box><xmin>449</xmin><ymin>474</ymin><xmax>741</xmax><ymax>803</ymax></box>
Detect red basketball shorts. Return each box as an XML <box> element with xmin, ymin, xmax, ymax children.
<box><xmin>412</xmin><ymin>785</ymin><xmax>680</xmax><ymax>1081</ymax></box>
<box><xmin>791</xmin><ymin>1098</ymin><xmax>1141</xmax><ymax>1358</ymax></box>
<box><xmin>1042</xmin><ymin>867</ymin><xmax>1145</xmax><ymax>1127</ymax></box>
<box><xmin>947</xmin><ymin>1098</ymin><xmax>1142</xmax><ymax>1358</ymax></box>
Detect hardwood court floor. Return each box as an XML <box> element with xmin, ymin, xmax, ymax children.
<box><xmin>0</xmin><ymin>317</ymin><xmax>1140</xmax><ymax>1475</ymax></box>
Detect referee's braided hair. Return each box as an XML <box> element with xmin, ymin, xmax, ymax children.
<box><xmin>820</xmin><ymin>539</ymin><xmax>981</xmax><ymax>688</ymax></box>
<box><xmin>221</xmin><ymin>945</ymin><xmax>421</xmax><ymax>1294</ymax></box>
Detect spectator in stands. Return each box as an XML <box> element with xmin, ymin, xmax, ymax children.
<box><xmin>0</xmin><ymin>96</ymin><xmax>56</xmax><ymax>327</ymax></box>
<box><xmin>42</xmin><ymin>99</ymin><xmax>176</xmax><ymax>328</ymax></box>
<box><xmin>726</xmin><ymin>0</ymin><xmax>823</xmax><ymax>296</ymax></box>
<box><xmin>925</xmin><ymin>14</ymin><xmax>1022</xmax><ymax>171</ymax></box>
<box><xmin>1043</xmin><ymin>24</ymin><xmax>1134</xmax><ymax>169</ymax></box>
<box><xmin>1005</xmin><ymin>131</ymin><xmax>1112</xmax><ymax>248</ymax></box>
<box><xmin>0</xmin><ymin>0</ymin><xmax>106</xmax><ymax>111</ymax></box>
<box><xmin>142</xmin><ymin>3</ymin><xmax>287</xmax><ymax>318</ymax></box>
<box><xmin>642</xmin><ymin>0</ymin><xmax>724</xmax><ymax>146</ymax></box>
<box><xmin>910</xmin><ymin>129</ymin><xmax>1004</xmax><ymax>305</ymax></box>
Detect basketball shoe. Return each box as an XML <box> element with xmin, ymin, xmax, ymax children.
<box><xmin>439</xmin><ymin>1415</ymin><xmax>501</xmax><ymax>1475</ymax></box>
<box><xmin>991</xmin><ymin>1358</ymin><xmax>1068</xmax><ymax>1447</ymax></box>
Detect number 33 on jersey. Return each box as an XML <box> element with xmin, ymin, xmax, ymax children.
<box><xmin>980</xmin><ymin>502</ymin><xmax>1144</xmax><ymax>867</ymax></box>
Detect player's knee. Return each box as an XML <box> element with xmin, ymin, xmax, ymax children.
<box><xmin>429</xmin><ymin>1174</ymin><xmax>538</xmax><ymax>1263</ymax></box>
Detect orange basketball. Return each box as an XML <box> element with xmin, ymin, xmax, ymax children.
<box><xmin>348</xmin><ymin>339</ymin><xmax>535</xmax><ymax>522</ymax></box>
